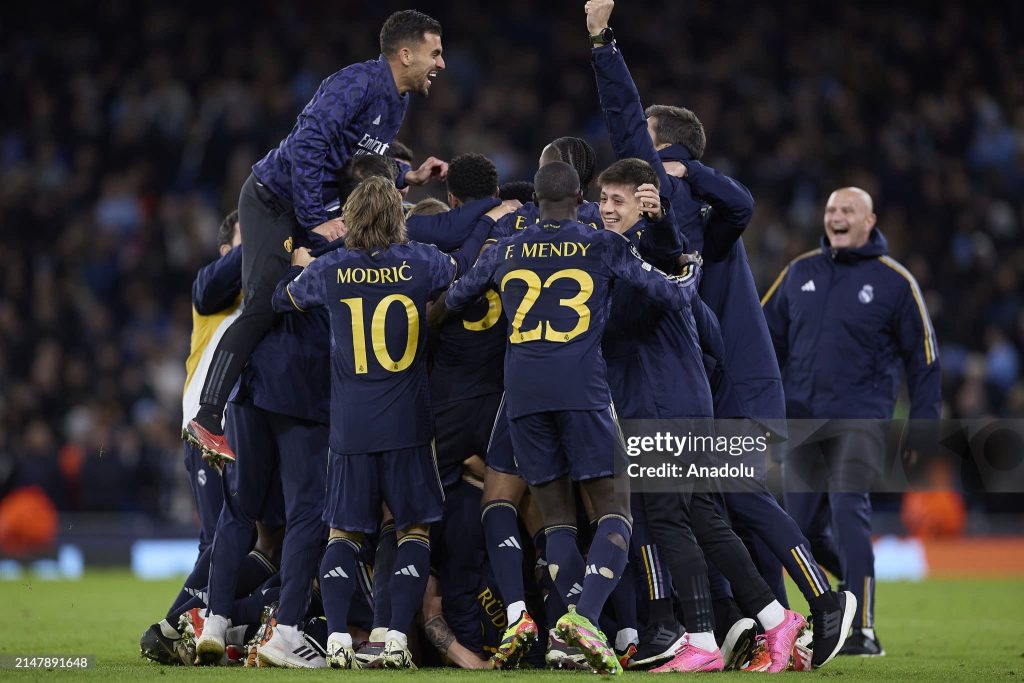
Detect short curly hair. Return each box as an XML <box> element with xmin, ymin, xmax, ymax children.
<box><xmin>446</xmin><ymin>153</ymin><xmax>498</xmax><ymax>203</ymax></box>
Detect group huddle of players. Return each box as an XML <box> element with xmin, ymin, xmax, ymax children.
<box><xmin>139</xmin><ymin>1</ymin><xmax>869</xmax><ymax>675</ymax></box>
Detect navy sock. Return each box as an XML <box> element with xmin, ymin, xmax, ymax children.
<box><xmin>238</xmin><ymin>549</ymin><xmax>278</xmax><ymax>596</ymax></box>
<box><xmin>482</xmin><ymin>500</ymin><xmax>526</xmax><ymax>605</ymax></box>
<box><xmin>167</xmin><ymin>546</ymin><xmax>212</xmax><ymax>620</ymax></box>
<box><xmin>371</xmin><ymin>522</ymin><xmax>396</xmax><ymax>631</ymax></box>
<box><xmin>305</xmin><ymin>584</ymin><xmax>324</xmax><ymax>620</ymax></box>
<box><xmin>577</xmin><ymin>515</ymin><xmax>632</xmax><ymax>624</ymax></box>
<box><xmin>544</xmin><ymin>525</ymin><xmax>586</xmax><ymax>611</ymax></box>
<box><xmin>533</xmin><ymin>530</ymin><xmax>559</xmax><ymax>632</ymax></box>
<box><xmin>320</xmin><ymin>537</ymin><xmax>361</xmax><ymax>637</ymax></box>
<box><xmin>168</xmin><ymin>596</ymin><xmax>205</xmax><ymax>629</ymax></box>
<box><xmin>231</xmin><ymin>585</ymin><xmax>280</xmax><ymax>628</ymax></box>
<box><xmin>608</xmin><ymin>560</ymin><xmax>637</xmax><ymax>631</ymax></box>
<box><xmin>389</xmin><ymin>532</ymin><xmax>431</xmax><ymax>634</ymax></box>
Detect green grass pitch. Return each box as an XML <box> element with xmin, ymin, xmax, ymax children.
<box><xmin>0</xmin><ymin>570</ymin><xmax>1022</xmax><ymax>680</ymax></box>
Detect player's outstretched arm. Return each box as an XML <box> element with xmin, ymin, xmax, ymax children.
<box><xmin>683</xmin><ymin>160</ymin><xmax>754</xmax><ymax>261</ymax></box>
<box><xmin>421</xmin><ymin>575</ymin><xmax>491</xmax><ymax>669</ymax></box>
<box><xmin>192</xmin><ymin>246</ymin><xmax>243</xmax><ymax>315</ymax></box>
<box><xmin>271</xmin><ymin>247</ymin><xmax>326</xmax><ymax>313</ymax></box>
<box><xmin>634</xmin><ymin>184</ymin><xmax>685</xmax><ymax>269</ymax></box>
<box><xmin>445</xmin><ymin>243</ymin><xmax>502</xmax><ymax>311</ymax></box>
<box><xmin>407</xmin><ymin>197</ymin><xmax>501</xmax><ymax>251</ymax></box>
<box><xmin>604</xmin><ymin>232</ymin><xmax>701</xmax><ymax>311</ymax></box>
<box><xmin>588</xmin><ymin>1</ymin><xmax>671</xmax><ymax>190</ymax></box>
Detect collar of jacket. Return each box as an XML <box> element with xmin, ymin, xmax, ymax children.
<box><xmin>376</xmin><ymin>54</ymin><xmax>406</xmax><ymax>105</ymax></box>
<box><xmin>821</xmin><ymin>227</ymin><xmax>889</xmax><ymax>263</ymax></box>
<box><xmin>657</xmin><ymin>144</ymin><xmax>694</xmax><ymax>163</ymax></box>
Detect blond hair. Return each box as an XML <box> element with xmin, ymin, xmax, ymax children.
<box><xmin>408</xmin><ymin>197</ymin><xmax>449</xmax><ymax>216</ymax></box>
<box><xmin>342</xmin><ymin>176</ymin><xmax>408</xmax><ymax>251</ymax></box>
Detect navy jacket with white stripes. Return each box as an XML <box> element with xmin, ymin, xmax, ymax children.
<box><xmin>761</xmin><ymin>228</ymin><xmax>940</xmax><ymax>420</ymax></box>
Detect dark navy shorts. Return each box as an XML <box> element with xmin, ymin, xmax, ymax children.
<box><xmin>508</xmin><ymin>406</ymin><xmax>627</xmax><ymax>486</ymax></box>
<box><xmin>324</xmin><ymin>444</ymin><xmax>445</xmax><ymax>534</ymax></box>
<box><xmin>434</xmin><ymin>393</ymin><xmax>502</xmax><ymax>487</ymax></box>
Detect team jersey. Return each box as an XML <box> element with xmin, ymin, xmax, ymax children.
<box><xmin>490</xmin><ymin>200</ymin><xmax>603</xmax><ymax>240</ymax></box>
<box><xmin>604</xmin><ymin>221</ymin><xmax>714</xmax><ymax>419</ymax></box>
<box><xmin>446</xmin><ymin>219</ymin><xmax>700</xmax><ymax>419</ymax></box>
<box><xmin>182</xmin><ymin>248</ymin><xmax>243</xmax><ymax>430</ymax></box>
<box><xmin>429</xmin><ymin>291</ymin><xmax>506</xmax><ymax>406</ymax></box>
<box><xmin>253</xmin><ymin>55</ymin><xmax>409</xmax><ymax>229</ymax></box>
<box><xmin>273</xmin><ymin>242</ymin><xmax>457</xmax><ymax>453</ymax></box>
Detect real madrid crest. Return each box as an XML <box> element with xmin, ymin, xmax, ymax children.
<box><xmin>858</xmin><ymin>284</ymin><xmax>874</xmax><ymax>304</ymax></box>
<box><xmin>283</xmin><ymin>236</ymin><xmax>294</xmax><ymax>253</ymax></box>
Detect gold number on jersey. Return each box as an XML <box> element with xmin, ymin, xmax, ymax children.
<box><xmin>543</xmin><ymin>269</ymin><xmax>593</xmax><ymax>342</ymax></box>
<box><xmin>340</xmin><ymin>294</ymin><xmax>419</xmax><ymax>374</ymax></box>
<box><xmin>462</xmin><ymin>289</ymin><xmax>502</xmax><ymax>331</ymax></box>
<box><xmin>500</xmin><ymin>268</ymin><xmax>593</xmax><ymax>344</ymax></box>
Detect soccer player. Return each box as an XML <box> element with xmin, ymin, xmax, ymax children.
<box><xmin>762</xmin><ymin>187</ymin><xmax>940</xmax><ymax>657</ymax></box>
<box><xmin>140</xmin><ymin>211</ymin><xmax>241</xmax><ymax>665</ymax></box>
<box><xmin>499</xmin><ymin>180</ymin><xmax>535</xmax><ymax>205</ymax></box>
<box><xmin>585</xmin><ymin>0</ymin><xmax>856</xmax><ymax>669</ymax></box>
<box><xmin>184</xmin><ymin>10</ymin><xmax>450</xmax><ymax>466</ymax></box>
<box><xmin>446</xmin><ymin>161</ymin><xmax>701</xmax><ymax>675</ymax></box>
<box><xmin>476</xmin><ymin>136</ymin><xmax>599</xmax><ymax>670</ymax></box>
<box><xmin>427</xmin><ymin>153</ymin><xmax>521</xmax><ymax>659</ymax></box>
<box><xmin>593</xmin><ymin>157</ymin><xmax>725</xmax><ymax>672</ymax></box>
<box><xmin>491</xmin><ymin>137</ymin><xmax>603</xmax><ymax>240</ymax></box>
<box><xmin>273</xmin><ymin>176</ymin><xmax>459</xmax><ymax>670</ymax></box>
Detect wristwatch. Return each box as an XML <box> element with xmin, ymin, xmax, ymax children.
<box><xmin>590</xmin><ymin>27</ymin><xmax>614</xmax><ymax>47</ymax></box>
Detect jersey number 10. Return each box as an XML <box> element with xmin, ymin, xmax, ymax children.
<box><xmin>339</xmin><ymin>295</ymin><xmax>419</xmax><ymax>374</ymax></box>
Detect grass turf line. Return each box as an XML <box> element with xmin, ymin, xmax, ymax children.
<box><xmin>0</xmin><ymin>570</ymin><xmax>1021</xmax><ymax>680</ymax></box>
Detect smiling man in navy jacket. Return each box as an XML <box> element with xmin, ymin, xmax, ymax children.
<box><xmin>762</xmin><ymin>187</ymin><xmax>941</xmax><ymax>657</ymax></box>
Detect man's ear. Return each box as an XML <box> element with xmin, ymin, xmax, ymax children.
<box><xmin>400</xmin><ymin>46</ymin><xmax>413</xmax><ymax>66</ymax></box>
<box><xmin>447</xmin><ymin>191</ymin><xmax>458</xmax><ymax>208</ymax></box>
<box><xmin>219</xmin><ymin>244</ymin><xmax>231</xmax><ymax>257</ymax></box>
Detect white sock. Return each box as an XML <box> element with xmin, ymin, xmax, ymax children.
<box><xmin>274</xmin><ymin>623</ymin><xmax>298</xmax><ymax>639</ymax></box>
<box><xmin>614</xmin><ymin>628</ymin><xmax>638</xmax><ymax>651</ymax></box>
<box><xmin>159</xmin><ymin>619</ymin><xmax>180</xmax><ymax>639</ymax></box>
<box><xmin>369</xmin><ymin>626</ymin><xmax>388</xmax><ymax>642</ymax></box>
<box><xmin>328</xmin><ymin>631</ymin><xmax>353</xmax><ymax>648</ymax></box>
<box><xmin>688</xmin><ymin>631</ymin><xmax>718</xmax><ymax>652</ymax></box>
<box><xmin>506</xmin><ymin>601</ymin><xmax>527</xmax><ymax>625</ymax></box>
<box><xmin>862</xmin><ymin>627</ymin><xmax>875</xmax><ymax>640</ymax></box>
<box><xmin>385</xmin><ymin>630</ymin><xmax>408</xmax><ymax>649</ymax></box>
<box><xmin>757</xmin><ymin>601</ymin><xmax>786</xmax><ymax>631</ymax></box>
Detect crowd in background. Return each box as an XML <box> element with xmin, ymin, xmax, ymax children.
<box><xmin>1</xmin><ymin>0</ymin><xmax>1021</xmax><ymax>528</ymax></box>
